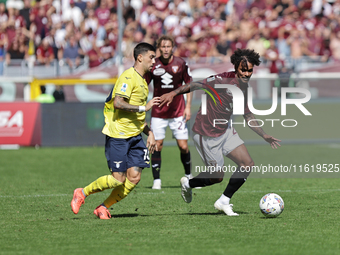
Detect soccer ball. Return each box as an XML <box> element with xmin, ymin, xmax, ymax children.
<box><xmin>259</xmin><ymin>193</ymin><xmax>284</xmax><ymax>217</ymax></box>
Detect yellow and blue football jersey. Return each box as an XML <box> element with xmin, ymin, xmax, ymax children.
<box><xmin>102</xmin><ymin>67</ymin><xmax>149</xmax><ymax>138</ymax></box>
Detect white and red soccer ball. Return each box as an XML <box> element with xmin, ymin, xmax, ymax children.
<box><xmin>259</xmin><ymin>193</ymin><xmax>284</xmax><ymax>217</ymax></box>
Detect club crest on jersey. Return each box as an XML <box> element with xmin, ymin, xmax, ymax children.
<box><xmin>113</xmin><ymin>161</ymin><xmax>123</xmax><ymax>168</ymax></box>
<box><xmin>172</xmin><ymin>66</ymin><xmax>179</xmax><ymax>73</ymax></box>
<box><xmin>153</xmin><ymin>68</ymin><xmax>165</xmax><ymax>76</ymax></box>
<box><xmin>121</xmin><ymin>83</ymin><xmax>127</xmax><ymax>92</ymax></box>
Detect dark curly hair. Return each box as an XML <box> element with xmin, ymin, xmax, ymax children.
<box><xmin>230</xmin><ymin>48</ymin><xmax>261</xmax><ymax>70</ymax></box>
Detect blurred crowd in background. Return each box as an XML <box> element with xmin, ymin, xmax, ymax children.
<box><xmin>0</xmin><ymin>0</ymin><xmax>340</xmax><ymax>76</ymax></box>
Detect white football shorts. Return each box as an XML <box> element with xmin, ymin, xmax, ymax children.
<box><xmin>151</xmin><ymin>116</ymin><xmax>189</xmax><ymax>140</ymax></box>
<box><xmin>192</xmin><ymin>126</ymin><xmax>244</xmax><ymax>168</ymax></box>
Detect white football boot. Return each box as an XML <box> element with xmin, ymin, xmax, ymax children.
<box><xmin>152</xmin><ymin>179</ymin><xmax>161</xmax><ymax>190</ymax></box>
<box><xmin>180</xmin><ymin>176</ymin><xmax>192</xmax><ymax>203</ymax></box>
<box><xmin>214</xmin><ymin>200</ymin><xmax>239</xmax><ymax>216</ymax></box>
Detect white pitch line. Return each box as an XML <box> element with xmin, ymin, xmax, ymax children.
<box><xmin>0</xmin><ymin>188</ymin><xmax>339</xmax><ymax>199</ymax></box>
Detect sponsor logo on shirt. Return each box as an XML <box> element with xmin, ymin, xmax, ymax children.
<box><xmin>160</xmin><ymin>72</ymin><xmax>174</xmax><ymax>88</ymax></box>
<box><xmin>161</xmin><ymin>85</ymin><xmax>174</xmax><ymax>88</ymax></box>
<box><xmin>153</xmin><ymin>68</ymin><xmax>165</xmax><ymax>76</ymax></box>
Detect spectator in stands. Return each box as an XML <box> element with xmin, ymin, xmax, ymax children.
<box><xmin>62</xmin><ymin>34</ymin><xmax>81</xmax><ymax>72</ymax></box>
<box><xmin>74</xmin><ymin>0</ymin><xmax>86</xmax><ymax>12</ymax></box>
<box><xmin>213</xmin><ymin>31</ymin><xmax>231</xmax><ymax>61</ymax></box>
<box><xmin>233</xmin><ymin>0</ymin><xmax>248</xmax><ymax>22</ymax></box>
<box><xmin>19</xmin><ymin>0</ymin><xmax>32</xmax><ymax>30</ymax></box>
<box><xmin>6</xmin><ymin>39</ymin><xmax>27</xmax><ymax>65</ymax></box>
<box><xmin>36</xmin><ymin>37</ymin><xmax>55</xmax><ymax>66</ymax></box>
<box><xmin>83</xmin><ymin>0</ymin><xmax>96</xmax><ymax>19</ymax></box>
<box><xmin>320</xmin><ymin>27</ymin><xmax>331</xmax><ymax>62</ymax></box>
<box><xmin>83</xmin><ymin>8</ymin><xmax>99</xmax><ymax>35</ymax></box>
<box><xmin>124</xmin><ymin>0</ymin><xmax>136</xmax><ymax>24</ymax></box>
<box><xmin>49</xmin><ymin>4</ymin><xmax>62</xmax><ymax>26</ymax></box>
<box><xmin>105</xmin><ymin>9</ymin><xmax>119</xmax><ymax>46</ymax></box>
<box><xmin>86</xmin><ymin>42</ymin><xmax>103</xmax><ymax>68</ymax></box>
<box><xmin>95</xmin><ymin>0</ymin><xmax>111</xmax><ymax>41</ymax></box>
<box><xmin>7</xmin><ymin>1</ymin><xmax>26</xmax><ymax>31</ymax></box>
<box><xmin>0</xmin><ymin>3</ymin><xmax>8</xmax><ymax>29</ymax></box>
<box><xmin>121</xmin><ymin>22</ymin><xmax>138</xmax><ymax>60</ymax></box>
<box><xmin>30</xmin><ymin>5</ymin><xmax>49</xmax><ymax>46</ymax></box>
<box><xmin>264</xmin><ymin>39</ymin><xmax>283</xmax><ymax>74</ymax></box>
<box><xmin>246</xmin><ymin>32</ymin><xmax>267</xmax><ymax>57</ymax></box>
<box><xmin>99</xmin><ymin>37</ymin><xmax>115</xmax><ymax>62</ymax></box>
<box><xmin>62</xmin><ymin>0</ymin><xmax>83</xmax><ymax>28</ymax></box>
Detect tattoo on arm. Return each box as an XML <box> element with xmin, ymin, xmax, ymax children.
<box><xmin>244</xmin><ymin>112</ymin><xmax>266</xmax><ymax>137</ymax></box>
<box><xmin>114</xmin><ymin>95</ymin><xmax>139</xmax><ymax>112</ymax></box>
<box><xmin>175</xmin><ymin>81</ymin><xmax>205</xmax><ymax>95</ymax></box>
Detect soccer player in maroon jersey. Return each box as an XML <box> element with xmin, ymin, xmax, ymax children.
<box><xmin>159</xmin><ymin>49</ymin><xmax>281</xmax><ymax>216</ymax></box>
<box><xmin>144</xmin><ymin>35</ymin><xmax>193</xmax><ymax>190</ymax></box>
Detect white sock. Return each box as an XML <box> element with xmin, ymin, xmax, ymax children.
<box><xmin>185</xmin><ymin>174</ymin><xmax>192</xmax><ymax>179</ymax></box>
<box><xmin>219</xmin><ymin>194</ymin><xmax>230</xmax><ymax>205</ymax></box>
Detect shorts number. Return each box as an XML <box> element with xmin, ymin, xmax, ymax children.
<box><xmin>178</xmin><ymin>121</ymin><xmax>185</xmax><ymax>130</ymax></box>
<box><xmin>143</xmin><ymin>149</ymin><xmax>150</xmax><ymax>161</ymax></box>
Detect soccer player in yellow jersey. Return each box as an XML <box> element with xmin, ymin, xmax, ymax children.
<box><xmin>71</xmin><ymin>42</ymin><xmax>161</xmax><ymax>219</ymax></box>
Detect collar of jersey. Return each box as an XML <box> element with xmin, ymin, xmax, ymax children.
<box><xmin>133</xmin><ymin>67</ymin><xmax>144</xmax><ymax>79</ymax></box>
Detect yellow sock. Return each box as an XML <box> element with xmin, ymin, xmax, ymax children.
<box><xmin>83</xmin><ymin>175</ymin><xmax>122</xmax><ymax>196</ymax></box>
<box><xmin>103</xmin><ymin>178</ymin><xmax>136</xmax><ymax>208</ymax></box>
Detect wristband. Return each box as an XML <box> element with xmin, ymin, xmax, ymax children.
<box><xmin>139</xmin><ymin>106</ymin><xmax>146</xmax><ymax>112</ymax></box>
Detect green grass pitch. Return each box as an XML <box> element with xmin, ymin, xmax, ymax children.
<box><xmin>0</xmin><ymin>144</ymin><xmax>339</xmax><ymax>255</ymax></box>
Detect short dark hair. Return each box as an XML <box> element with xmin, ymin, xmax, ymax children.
<box><xmin>156</xmin><ymin>35</ymin><xmax>175</xmax><ymax>48</ymax></box>
<box><xmin>230</xmin><ymin>48</ymin><xmax>261</xmax><ymax>70</ymax></box>
<box><xmin>40</xmin><ymin>86</ymin><xmax>46</xmax><ymax>94</ymax></box>
<box><xmin>133</xmin><ymin>42</ymin><xmax>155</xmax><ymax>60</ymax></box>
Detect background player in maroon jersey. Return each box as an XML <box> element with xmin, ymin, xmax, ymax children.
<box><xmin>159</xmin><ymin>49</ymin><xmax>281</xmax><ymax>216</ymax></box>
<box><xmin>144</xmin><ymin>35</ymin><xmax>193</xmax><ymax>190</ymax></box>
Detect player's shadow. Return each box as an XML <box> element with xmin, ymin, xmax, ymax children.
<box><xmin>112</xmin><ymin>213</ymin><xmax>170</xmax><ymax>218</ymax></box>
<box><xmin>112</xmin><ymin>213</ymin><xmax>140</xmax><ymax>218</ymax></box>
<box><xmin>180</xmin><ymin>211</ymin><xmax>249</xmax><ymax>216</ymax></box>
<box><xmin>259</xmin><ymin>216</ymin><xmax>282</xmax><ymax>219</ymax></box>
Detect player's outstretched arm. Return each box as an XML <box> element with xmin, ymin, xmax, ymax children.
<box><xmin>244</xmin><ymin>112</ymin><xmax>281</xmax><ymax>149</ymax></box>
<box><xmin>143</xmin><ymin>124</ymin><xmax>157</xmax><ymax>154</ymax></box>
<box><xmin>159</xmin><ymin>81</ymin><xmax>204</xmax><ymax>107</ymax></box>
<box><xmin>114</xmin><ymin>96</ymin><xmax>160</xmax><ymax>112</ymax></box>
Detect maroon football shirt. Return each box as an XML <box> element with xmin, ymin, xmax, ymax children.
<box><xmin>145</xmin><ymin>56</ymin><xmax>192</xmax><ymax>118</ymax></box>
<box><xmin>192</xmin><ymin>71</ymin><xmax>251</xmax><ymax>137</ymax></box>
